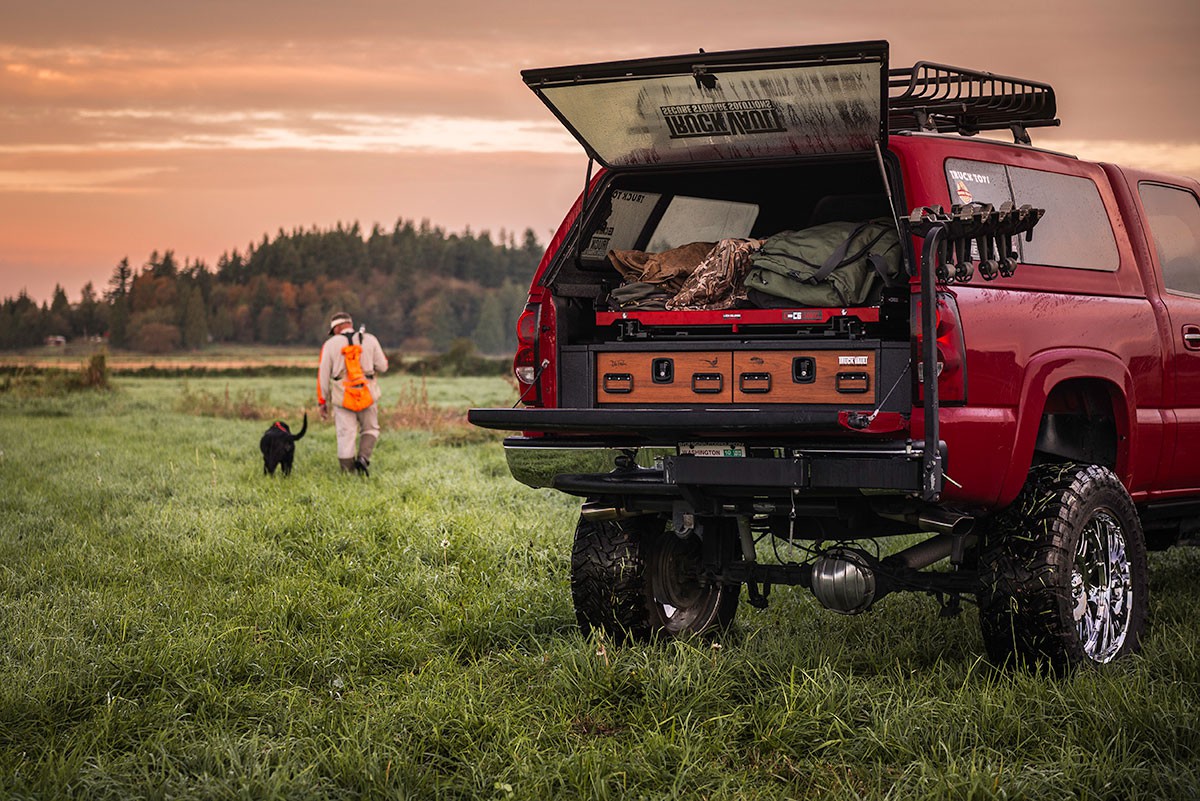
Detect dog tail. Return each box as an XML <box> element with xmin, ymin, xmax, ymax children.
<box><xmin>292</xmin><ymin>412</ymin><xmax>308</xmax><ymax>441</ymax></box>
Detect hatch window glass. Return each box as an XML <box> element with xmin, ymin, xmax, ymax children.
<box><xmin>532</xmin><ymin>53</ymin><xmax>886</xmax><ymax>168</ymax></box>
<box><xmin>646</xmin><ymin>196</ymin><xmax>759</xmax><ymax>252</ymax></box>
<box><xmin>1138</xmin><ymin>183</ymin><xmax>1200</xmax><ymax>297</ymax></box>
<box><xmin>945</xmin><ymin>158</ymin><xmax>1119</xmax><ymax>271</ymax></box>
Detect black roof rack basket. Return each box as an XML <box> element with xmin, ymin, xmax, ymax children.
<box><xmin>888</xmin><ymin>62</ymin><xmax>1059</xmax><ymax>144</ymax></box>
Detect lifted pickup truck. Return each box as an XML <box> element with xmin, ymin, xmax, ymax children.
<box><xmin>469</xmin><ymin>41</ymin><xmax>1200</xmax><ymax>670</ymax></box>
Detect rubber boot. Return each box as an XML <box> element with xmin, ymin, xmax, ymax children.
<box><xmin>339</xmin><ymin>457</ymin><xmax>356</xmax><ymax>473</ymax></box>
<box><xmin>357</xmin><ymin>433</ymin><xmax>377</xmax><ymax>468</ymax></box>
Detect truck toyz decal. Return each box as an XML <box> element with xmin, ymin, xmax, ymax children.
<box><xmin>661</xmin><ymin>100</ymin><xmax>786</xmax><ymax>139</ymax></box>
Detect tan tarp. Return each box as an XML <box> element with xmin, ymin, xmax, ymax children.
<box><xmin>608</xmin><ymin>241</ymin><xmax>715</xmax><ymax>293</ymax></box>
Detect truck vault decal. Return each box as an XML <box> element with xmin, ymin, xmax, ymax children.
<box><xmin>661</xmin><ymin>100</ymin><xmax>787</xmax><ymax>139</ymax></box>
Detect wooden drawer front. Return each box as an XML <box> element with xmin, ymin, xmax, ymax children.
<box><xmin>732</xmin><ymin>351</ymin><xmax>876</xmax><ymax>404</ymax></box>
<box><xmin>596</xmin><ymin>351</ymin><xmax>732</xmax><ymax>404</ymax></box>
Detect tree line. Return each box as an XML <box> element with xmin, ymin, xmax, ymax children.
<box><xmin>0</xmin><ymin>220</ymin><xmax>542</xmax><ymax>355</ymax></box>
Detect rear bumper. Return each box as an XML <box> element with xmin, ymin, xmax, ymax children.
<box><xmin>469</xmin><ymin>406</ymin><xmax>894</xmax><ymax>441</ymax></box>
<box><xmin>500</xmin><ymin>435</ymin><xmax>938</xmax><ymax>497</ymax></box>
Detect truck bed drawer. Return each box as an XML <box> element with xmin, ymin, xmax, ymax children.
<box><xmin>594</xmin><ymin>348</ymin><xmax>878</xmax><ymax>405</ymax></box>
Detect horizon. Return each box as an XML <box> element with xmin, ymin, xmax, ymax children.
<box><xmin>3</xmin><ymin>0</ymin><xmax>1198</xmax><ymax>303</ymax></box>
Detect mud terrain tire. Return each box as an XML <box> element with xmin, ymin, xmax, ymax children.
<box><xmin>570</xmin><ymin>514</ymin><xmax>739</xmax><ymax>643</ymax></box>
<box><xmin>978</xmin><ymin>462</ymin><xmax>1149</xmax><ymax>670</ymax></box>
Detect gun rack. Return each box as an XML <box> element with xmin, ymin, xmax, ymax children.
<box><xmin>905</xmin><ymin>203</ymin><xmax>1045</xmax><ymax>284</ymax></box>
<box><xmin>889</xmin><ymin>62</ymin><xmax>1059</xmax><ymax>144</ymax></box>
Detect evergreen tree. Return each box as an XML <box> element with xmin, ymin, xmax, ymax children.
<box><xmin>181</xmin><ymin>286</ymin><xmax>209</xmax><ymax>349</ymax></box>
<box><xmin>471</xmin><ymin>292</ymin><xmax>508</xmax><ymax>355</ymax></box>
<box><xmin>46</xmin><ymin>285</ymin><xmax>71</xmax><ymax>336</ymax></box>
<box><xmin>108</xmin><ymin>297</ymin><xmax>130</xmax><ymax>347</ymax></box>
<box><xmin>105</xmin><ymin>257</ymin><xmax>132</xmax><ymax>302</ymax></box>
<box><xmin>75</xmin><ymin>282</ymin><xmax>105</xmax><ymax>338</ymax></box>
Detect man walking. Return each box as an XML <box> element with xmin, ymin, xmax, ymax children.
<box><xmin>317</xmin><ymin>312</ymin><xmax>389</xmax><ymax>475</ymax></box>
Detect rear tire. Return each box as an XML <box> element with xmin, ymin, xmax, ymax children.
<box><xmin>570</xmin><ymin>513</ymin><xmax>740</xmax><ymax>643</ymax></box>
<box><xmin>571</xmin><ymin>516</ymin><xmax>653</xmax><ymax>643</ymax></box>
<box><xmin>978</xmin><ymin>462</ymin><xmax>1149</xmax><ymax>671</ymax></box>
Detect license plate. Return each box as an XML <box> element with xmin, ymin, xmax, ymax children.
<box><xmin>678</xmin><ymin>442</ymin><xmax>746</xmax><ymax>458</ymax></box>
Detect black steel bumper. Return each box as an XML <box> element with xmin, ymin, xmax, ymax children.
<box><xmin>469</xmin><ymin>406</ymin><xmax>869</xmax><ymax>441</ymax></box>
<box><xmin>497</xmin><ymin>436</ymin><xmax>939</xmax><ymax>498</ymax></box>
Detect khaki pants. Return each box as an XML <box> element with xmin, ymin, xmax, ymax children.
<box><xmin>332</xmin><ymin>404</ymin><xmax>380</xmax><ymax>460</ymax></box>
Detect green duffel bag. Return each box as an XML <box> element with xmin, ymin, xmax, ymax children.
<box><xmin>745</xmin><ymin>219</ymin><xmax>904</xmax><ymax>307</ymax></box>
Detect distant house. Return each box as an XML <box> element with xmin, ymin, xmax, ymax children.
<box><xmin>45</xmin><ymin>335</ymin><xmax>67</xmax><ymax>347</ymax></box>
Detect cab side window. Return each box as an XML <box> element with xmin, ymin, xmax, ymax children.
<box><xmin>1008</xmin><ymin>167</ymin><xmax>1118</xmax><ymax>271</ymax></box>
<box><xmin>945</xmin><ymin>158</ymin><xmax>1119</xmax><ymax>271</ymax></box>
<box><xmin>1138</xmin><ymin>183</ymin><xmax>1200</xmax><ymax>297</ymax></box>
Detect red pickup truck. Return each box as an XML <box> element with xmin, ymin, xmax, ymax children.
<box><xmin>469</xmin><ymin>41</ymin><xmax>1200</xmax><ymax>670</ymax></box>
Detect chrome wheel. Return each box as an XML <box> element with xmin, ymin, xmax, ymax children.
<box><xmin>979</xmin><ymin>463</ymin><xmax>1148</xmax><ymax>671</ymax></box>
<box><xmin>1072</xmin><ymin>508</ymin><xmax>1133</xmax><ymax>663</ymax></box>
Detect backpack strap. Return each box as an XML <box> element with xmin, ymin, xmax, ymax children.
<box><xmin>341</xmin><ymin>331</ymin><xmax>375</xmax><ymax>379</ymax></box>
<box><xmin>812</xmin><ymin>221</ymin><xmax>887</xmax><ymax>283</ymax></box>
<box><xmin>867</xmin><ymin>252</ymin><xmax>901</xmax><ymax>288</ymax></box>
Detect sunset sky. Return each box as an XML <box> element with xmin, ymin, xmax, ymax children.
<box><xmin>3</xmin><ymin>0</ymin><xmax>1198</xmax><ymax>302</ymax></box>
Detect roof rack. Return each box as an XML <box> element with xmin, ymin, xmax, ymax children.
<box><xmin>888</xmin><ymin>61</ymin><xmax>1059</xmax><ymax>145</ymax></box>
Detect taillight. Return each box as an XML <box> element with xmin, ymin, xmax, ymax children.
<box><xmin>916</xmin><ymin>294</ymin><xmax>966</xmax><ymax>404</ymax></box>
<box><xmin>514</xmin><ymin>305</ymin><xmax>539</xmax><ymax>385</ymax></box>
<box><xmin>513</xmin><ymin>299</ymin><xmax>553</xmax><ymax>406</ymax></box>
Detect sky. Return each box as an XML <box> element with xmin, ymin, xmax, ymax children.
<box><xmin>2</xmin><ymin>0</ymin><xmax>1198</xmax><ymax>303</ymax></box>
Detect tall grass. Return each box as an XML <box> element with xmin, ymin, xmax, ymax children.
<box><xmin>0</xmin><ymin>352</ymin><xmax>109</xmax><ymax>397</ymax></box>
<box><xmin>0</xmin><ymin>378</ymin><xmax>1197</xmax><ymax>799</ymax></box>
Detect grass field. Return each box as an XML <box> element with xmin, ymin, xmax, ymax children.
<box><xmin>1</xmin><ymin>374</ymin><xmax>1197</xmax><ymax>799</ymax></box>
<box><xmin>0</xmin><ymin>344</ymin><xmax>321</xmax><ymax>371</ymax></box>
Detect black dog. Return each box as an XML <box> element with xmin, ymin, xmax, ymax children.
<box><xmin>260</xmin><ymin>413</ymin><xmax>307</xmax><ymax>476</ymax></box>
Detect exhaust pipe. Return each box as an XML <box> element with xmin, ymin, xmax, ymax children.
<box><xmin>580</xmin><ymin>501</ymin><xmax>645</xmax><ymax>522</ymax></box>
<box><xmin>916</xmin><ymin>509</ymin><xmax>975</xmax><ymax>538</ymax></box>
<box><xmin>877</xmin><ymin>508</ymin><xmax>975</xmax><ymax>538</ymax></box>
<box><xmin>889</xmin><ymin>532</ymin><xmax>978</xmax><ymax>570</ymax></box>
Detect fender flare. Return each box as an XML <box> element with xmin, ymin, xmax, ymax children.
<box><xmin>998</xmin><ymin>348</ymin><xmax>1135</xmax><ymax>507</ymax></box>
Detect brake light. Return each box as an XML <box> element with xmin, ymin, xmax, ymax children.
<box><xmin>516</xmin><ymin>308</ymin><xmax>537</xmax><ymax>343</ymax></box>
<box><xmin>514</xmin><ymin>305</ymin><xmax>540</xmax><ymax>387</ymax></box>
<box><xmin>512</xmin><ymin>296</ymin><xmax>556</xmax><ymax>407</ymax></box>
<box><xmin>916</xmin><ymin>294</ymin><xmax>966</xmax><ymax>404</ymax></box>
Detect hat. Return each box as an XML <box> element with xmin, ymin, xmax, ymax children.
<box><xmin>328</xmin><ymin>312</ymin><xmax>352</xmax><ymax>334</ymax></box>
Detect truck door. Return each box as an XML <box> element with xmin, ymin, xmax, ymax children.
<box><xmin>1137</xmin><ymin>182</ymin><xmax>1200</xmax><ymax>492</ymax></box>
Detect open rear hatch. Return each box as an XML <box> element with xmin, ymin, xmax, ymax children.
<box><xmin>473</xmin><ymin>42</ymin><xmax>909</xmax><ymax>442</ymax></box>
<box><xmin>522</xmin><ymin>41</ymin><xmax>889</xmax><ymax>169</ymax></box>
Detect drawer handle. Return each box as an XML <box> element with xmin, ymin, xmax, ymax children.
<box><xmin>739</xmin><ymin>372</ymin><xmax>772</xmax><ymax>394</ymax></box>
<box><xmin>691</xmin><ymin>373</ymin><xmax>724</xmax><ymax>394</ymax></box>
<box><xmin>836</xmin><ymin>371</ymin><xmax>870</xmax><ymax>394</ymax></box>
<box><xmin>602</xmin><ymin>373</ymin><xmax>633</xmax><ymax>394</ymax></box>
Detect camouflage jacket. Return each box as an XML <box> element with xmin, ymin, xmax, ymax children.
<box><xmin>666</xmin><ymin>238</ymin><xmax>764</xmax><ymax>311</ymax></box>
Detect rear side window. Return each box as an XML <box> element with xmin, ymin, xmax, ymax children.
<box><xmin>1138</xmin><ymin>183</ymin><xmax>1200</xmax><ymax>297</ymax></box>
<box><xmin>946</xmin><ymin>158</ymin><xmax>1119</xmax><ymax>271</ymax></box>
